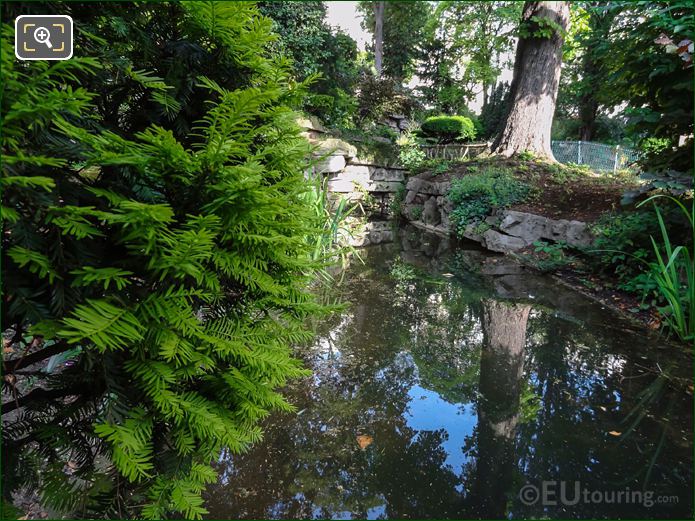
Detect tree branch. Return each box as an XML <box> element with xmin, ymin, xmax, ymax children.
<box><xmin>2</xmin><ymin>385</ymin><xmax>83</xmax><ymax>415</ymax></box>
<box><xmin>3</xmin><ymin>340</ymin><xmax>73</xmax><ymax>374</ymax></box>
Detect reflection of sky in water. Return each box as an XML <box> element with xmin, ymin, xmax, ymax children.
<box><xmin>405</xmin><ymin>385</ymin><xmax>476</xmax><ymax>477</ymax></box>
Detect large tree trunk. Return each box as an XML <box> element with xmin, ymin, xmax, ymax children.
<box><xmin>374</xmin><ymin>1</ymin><xmax>385</xmax><ymax>76</ymax></box>
<box><xmin>492</xmin><ymin>1</ymin><xmax>570</xmax><ymax>160</ymax></box>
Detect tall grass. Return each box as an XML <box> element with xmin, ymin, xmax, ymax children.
<box><xmin>303</xmin><ymin>175</ymin><xmax>359</xmax><ymax>278</ymax></box>
<box><xmin>637</xmin><ymin>195</ymin><xmax>694</xmax><ymax>343</ymax></box>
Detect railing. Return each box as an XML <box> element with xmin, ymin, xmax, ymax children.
<box><xmin>419</xmin><ymin>140</ymin><xmax>640</xmax><ymax>173</ymax></box>
<box><xmin>551</xmin><ymin>140</ymin><xmax>640</xmax><ymax>172</ymax></box>
<box><xmin>420</xmin><ymin>143</ymin><xmax>490</xmax><ymax>161</ymax></box>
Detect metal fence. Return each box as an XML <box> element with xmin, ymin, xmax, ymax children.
<box><xmin>551</xmin><ymin>140</ymin><xmax>640</xmax><ymax>172</ymax></box>
<box><xmin>418</xmin><ymin>140</ymin><xmax>640</xmax><ymax>173</ymax></box>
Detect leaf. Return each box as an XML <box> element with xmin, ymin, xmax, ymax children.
<box><xmin>608</xmin><ymin>430</ymin><xmax>622</xmax><ymax>436</ymax></box>
<box><xmin>356</xmin><ymin>434</ymin><xmax>373</xmax><ymax>449</ymax></box>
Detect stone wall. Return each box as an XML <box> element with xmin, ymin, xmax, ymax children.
<box><xmin>400</xmin><ymin>175</ymin><xmax>594</xmax><ymax>253</ymax></box>
<box><xmin>300</xmin><ymin>117</ymin><xmax>406</xmax><ymax>247</ymax></box>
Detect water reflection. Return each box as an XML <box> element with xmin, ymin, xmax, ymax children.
<box><xmin>204</xmin><ymin>228</ymin><xmax>693</xmax><ymax>519</ymax></box>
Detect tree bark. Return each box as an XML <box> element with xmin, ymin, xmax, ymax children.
<box><xmin>374</xmin><ymin>1</ymin><xmax>385</xmax><ymax>76</ymax></box>
<box><xmin>492</xmin><ymin>1</ymin><xmax>570</xmax><ymax>160</ymax></box>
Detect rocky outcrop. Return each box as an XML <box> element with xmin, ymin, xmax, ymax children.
<box><xmin>401</xmin><ymin>175</ymin><xmax>594</xmax><ymax>253</ymax></box>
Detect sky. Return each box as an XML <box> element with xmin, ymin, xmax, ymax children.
<box><xmin>326</xmin><ymin>1</ymin><xmax>370</xmax><ymax>51</ymax></box>
<box><xmin>324</xmin><ymin>1</ymin><xmax>514</xmax><ymax>113</ymax></box>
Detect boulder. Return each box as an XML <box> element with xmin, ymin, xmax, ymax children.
<box><xmin>499</xmin><ymin>210</ymin><xmax>550</xmax><ymax>243</ymax></box>
<box><xmin>422</xmin><ymin>197</ymin><xmax>441</xmax><ymax>226</ymax></box>
<box><xmin>297</xmin><ymin>115</ymin><xmax>327</xmax><ymax>133</ymax></box>
<box><xmin>482</xmin><ymin>229</ymin><xmax>528</xmax><ymax>253</ymax></box>
<box><xmin>314</xmin><ymin>154</ymin><xmax>346</xmax><ymax>174</ymax></box>
<box><xmin>406</xmin><ymin>177</ymin><xmax>425</xmax><ymax>192</ymax></box>
<box><xmin>404</xmin><ymin>190</ymin><xmax>418</xmax><ymax>204</ymax></box>
<box><xmin>314</xmin><ymin>138</ymin><xmax>357</xmax><ymax>158</ymax></box>
<box><xmin>550</xmin><ymin>220</ymin><xmax>593</xmax><ymax>247</ymax></box>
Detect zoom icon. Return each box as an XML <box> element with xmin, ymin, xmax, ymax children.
<box><xmin>15</xmin><ymin>15</ymin><xmax>73</xmax><ymax>61</ymax></box>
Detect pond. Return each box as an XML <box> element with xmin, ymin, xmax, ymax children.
<box><xmin>204</xmin><ymin>226</ymin><xmax>693</xmax><ymax>520</ymax></box>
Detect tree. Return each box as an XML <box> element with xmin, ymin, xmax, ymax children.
<box><xmin>2</xmin><ymin>3</ymin><xmax>325</xmax><ymax>518</ymax></box>
<box><xmin>601</xmin><ymin>1</ymin><xmax>693</xmax><ymax>173</ymax></box>
<box><xmin>415</xmin><ymin>2</ymin><xmax>520</xmax><ymax>115</ymax></box>
<box><xmin>554</xmin><ymin>2</ymin><xmax>618</xmax><ymax>142</ymax></box>
<box><xmin>492</xmin><ymin>1</ymin><xmax>571</xmax><ymax>159</ymax></box>
<box><xmin>359</xmin><ymin>1</ymin><xmax>431</xmax><ymax>82</ymax></box>
<box><xmin>374</xmin><ymin>1</ymin><xmax>385</xmax><ymax>76</ymax></box>
<box><xmin>258</xmin><ymin>2</ymin><xmax>360</xmax><ymax>127</ymax></box>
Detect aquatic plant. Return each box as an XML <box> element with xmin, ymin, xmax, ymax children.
<box><xmin>637</xmin><ymin>195</ymin><xmax>694</xmax><ymax>342</ymax></box>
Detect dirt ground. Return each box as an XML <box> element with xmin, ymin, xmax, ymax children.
<box><xmin>419</xmin><ymin>156</ymin><xmax>640</xmax><ymax>222</ymax></box>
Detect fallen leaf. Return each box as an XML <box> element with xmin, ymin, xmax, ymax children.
<box><xmin>608</xmin><ymin>431</ymin><xmax>621</xmax><ymax>436</ymax></box>
<box><xmin>356</xmin><ymin>434</ymin><xmax>373</xmax><ymax>450</ymax></box>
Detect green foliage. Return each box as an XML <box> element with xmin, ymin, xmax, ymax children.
<box><xmin>417</xmin><ymin>2</ymin><xmax>521</xmax><ymax>114</ymax></box>
<box><xmin>519</xmin><ymin>14</ymin><xmax>567</xmax><ymax>39</ymax></box>
<box><xmin>390</xmin><ymin>183</ymin><xmax>407</xmax><ymax>215</ymax></box>
<box><xmin>356</xmin><ymin>74</ymin><xmax>420</xmax><ymax>124</ymax></box>
<box><xmin>529</xmin><ymin>241</ymin><xmax>575</xmax><ymax>272</ymax></box>
<box><xmin>389</xmin><ymin>258</ymin><xmax>417</xmax><ymax>283</ymax></box>
<box><xmin>448</xmin><ymin>169</ymin><xmax>530</xmax><ymax>235</ymax></box>
<box><xmin>411</xmin><ymin>206</ymin><xmax>424</xmax><ymax>220</ymax></box>
<box><xmin>637</xmin><ymin>196</ymin><xmax>694</xmax><ymax>342</ymax></box>
<box><xmin>358</xmin><ymin>1</ymin><xmax>432</xmax><ymax>81</ymax></box>
<box><xmin>1</xmin><ymin>3</ymin><xmax>328</xmax><ymax>518</ymax></box>
<box><xmin>397</xmin><ymin>130</ymin><xmax>427</xmax><ymax>172</ymax></box>
<box><xmin>479</xmin><ymin>82</ymin><xmax>510</xmax><ymax>139</ymax></box>
<box><xmin>588</xmin><ymin>210</ymin><xmax>662</xmax><ymax>287</ymax></box>
<box><xmin>421</xmin><ymin>115</ymin><xmax>476</xmax><ymax>144</ymax></box>
<box><xmin>302</xmin><ymin>175</ymin><xmax>358</xmax><ymax>272</ymax></box>
<box><xmin>598</xmin><ymin>1</ymin><xmax>693</xmax><ymax>173</ymax></box>
<box><xmin>259</xmin><ymin>2</ymin><xmax>360</xmax><ymax>127</ymax></box>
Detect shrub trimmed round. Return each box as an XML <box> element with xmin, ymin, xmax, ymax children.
<box><xmin>421</xmin><ymin>115</ymin><xmax>477</xmax><ymax>143</ymax></box>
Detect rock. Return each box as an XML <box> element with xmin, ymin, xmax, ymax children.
<box><xmin>406</xmin><ymin>177</ymin><xmax>425</xmax><ymax>192</ymax></box>
<box><xmin>404</xmin><ymin>190</ymin><xmax>418</xmax><ymax>204</ymax></box>
<box><xmin>368</xmin><ymin>181</ymin><xmax>403</xmax><ymax>193</ymax></box>
<box><xmin>482</xmin><ymin>229</ymin><xmax>528</xmax><ymax>253</ymax></box>
<box><xmin>435</xmin><ymin>182</ymin><xmax>451</xmax><ymax>196</ymax></box>
<box><xmin>498</xmin><ymin>210</ymin><xmax>593</xmax><ymax>248</ymax></box>
<box><xmin>297</xmin><ymin>115</ymin><xmax>327</xmax><ymax>133</ymax></box>
<box><xmin>461</xmin><ymin>224</ymin><xmax>484</xmax><ymax>243</ymax></box>
<box><xmin>370</xmin><ymin>168</ymin><xmax>405</xmax><ymax>182</ymax></box>
<box><xmin>499</xmin><ymin>210</ymin><xmax>550</xmax><ymax>243</ymax></box>
<box><xmin>440</xmin><ymin>210</ymin><xmax>451</xmax><ymax>229</ymax></box>
<box><xmin>422</xmin><ymin>197</ymin><xmax>441</xmax><ymax>226</ymax></box>
<box><xmin>314</xmin><ymin>138</ymin><xmax>357</xmax><ymax>158</ymax></box>
<box><xmin>326</xmin><ymin>165</ymin><xmax>370</xmax><ymax>192</ymax></box>
<box><xmin>403</xmin><ymin>204</ymin><xmax>423</xmax><ymax>221</ymax></box>
<box><xmin>550</xmin><ymin>220</ymin><xmax>593</xmax><ymax>247</ymax></box>
<box><xmin>314</xmin><ymin>154</ymin><xmax>346</xmax><ymax>174</ymax></box>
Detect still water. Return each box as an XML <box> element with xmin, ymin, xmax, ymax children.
<box><xmin>204</xmin><ymin>227</ymin><xmax>693</xmax><ymax>519</ymax></box>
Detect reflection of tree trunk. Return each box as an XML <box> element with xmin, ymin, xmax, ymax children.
<box><xmin>374</xmin><ymin>1</ymin><xmax>385</xmax><ymax>76</ymax></box>
<box><xmin>471</xmin><ymin>300</ymin><xmax>531</xmax><ymax>518</ymax></box>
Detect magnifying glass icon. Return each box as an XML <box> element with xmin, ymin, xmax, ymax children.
<box><xmin>33</xmin><ymin>26</ymin><xmax>52</xmax><ymax>49</ymax></box>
